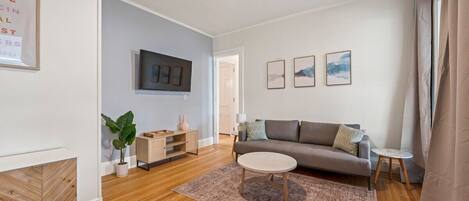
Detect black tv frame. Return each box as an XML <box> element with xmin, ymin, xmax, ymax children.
<box><xmin>138</xmin><ymin>49</ymin><xmax>192</xmax><ymax>92</ymax></box>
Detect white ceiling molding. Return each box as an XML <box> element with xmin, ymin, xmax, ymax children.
<box><xmin>214</xmin><ymin>0</ymin><xmax>356</xmax><ymax>38</ymax></box>
<box><xmin>121</xmin><ymin>0</ymin><xmax>214</xmax><ymax>38</ymax></box>
<box><xmin>121</xmin><ymin>0</ymin><xmax>357</xmax><ymax>38</ymax></box>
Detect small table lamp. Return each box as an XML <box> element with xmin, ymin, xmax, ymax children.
<box><xmin>236</xmin><ymin>113</ymin><xmax>247</xmax><ymax>124</ymax></box>
<box><xmin>233</xmin><ymin>113</ymin><xmax>247</xmax><ymax>154</ymax></box>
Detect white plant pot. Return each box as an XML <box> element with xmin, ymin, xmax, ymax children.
<box><xmin>115</xmin><ymin>162</ymin><xmax>129</xmax><ymax>177</ymax></box>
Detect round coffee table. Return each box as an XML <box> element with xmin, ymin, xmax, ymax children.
<box><xmin>238</xmin><ymin>152</ymin><xmax>297</xmax><ymax>201</ymax></box>
<box><xmin>372</xmin><ymin>148</ymin><xmax>413</xmax><ymax>189</ymax></box>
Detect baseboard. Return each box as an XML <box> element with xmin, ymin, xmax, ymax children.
<box><xmin>199</xmin><ymin>137</ymin><xmax>214</xmax><ymax>147</ymax></box>
<box><xmin>89</xmin><ymin>198</ymin><xmax>103</xmax><ymax>201</ymax></box>
<box><xmin>100</xmin><ymin>137</ymin><xmax>214</xmax><ymax>176</ymax></box>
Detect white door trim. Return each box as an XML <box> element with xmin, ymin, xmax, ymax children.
<box><xmin>213</xmin><ymin>47</ymin><xmax>245</xmax><ymax>144</ymax></box>
<box><xmin>97</xmin><ymin>0</ymin><xmax>103</xmax><ymax>198</ymax></box>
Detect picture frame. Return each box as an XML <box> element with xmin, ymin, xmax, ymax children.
<box><xmin>326</xmin><ymin>50</ymin><xmax>352</xmax><ymax>86</ymax></box>
<box><xmin>267</xmin><ymin>60</ymin><xmax>285</xmax><ymax>89</ymax></box>
<box><xmin>294</xmin><ymin>55</ymin><xmax>315</xmax><ymax>88</ymax></box>
<box><xmin>0</xmin><ymin>0</ymin><xmax>40</xmax><ymax>70</ymax></box>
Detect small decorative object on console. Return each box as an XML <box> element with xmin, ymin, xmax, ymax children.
<box><xmin>178</xmin><ymin>114</ymin><xmax>190</xmax><ymax>131</ymax></box>
<box><xmin>143</xmin><ymin>130</ymin><xmax>174</xmax><ymax>138</ymax></box>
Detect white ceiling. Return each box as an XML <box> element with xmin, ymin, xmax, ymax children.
<box><xmin>124</xmin><ymin>0</ymin><xmax>353</xmax><ymax>37</ymax></box>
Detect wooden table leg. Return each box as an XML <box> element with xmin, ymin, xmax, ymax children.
<box><xmin>398</xmin><ymin>159</ymin><xmax>411</xmax><ymax>189</ymax></box>
<box><xmin>240</xmin><ymin>168</ymin><xmax>245</xmax><ymax>193</ymax></box>
<box><xmin>374</xmin><ymin>155</ymin><xmax>383</xmax><ymax>183</ymax></box>
<box><xmin>388</xmin><ymin>157</ymin><xmax>393</xmax><ymax>180</ymax></box>
<box><xmin>232</xmin><ymin>135</ymin><xmax>238</xmax><ymax>154</ymax></box>
<box><xmin>267</xmin><ymin>173</ymin><xmax>274</xmax><ymax>182</ymax></box>
<box><xmin>283</xmin><ymin>173</ymin><xmax>289</xmax><ymax>201</ymax></box>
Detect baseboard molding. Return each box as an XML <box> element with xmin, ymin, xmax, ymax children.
<box><xmin>89</xmin><ymin>198</ymin><xmax>103</xmax><ymax>201</ymax></box>
<box><xmin>199</xmin><ymin>137</ymin><xmax>214</xmax><ymax>148</ymax></box>
<box><xmin>100</xmin><ymin>137</ymin><xmax>214</xmax><ymax>176</ymax></box>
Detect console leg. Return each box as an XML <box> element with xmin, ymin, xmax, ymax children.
<box><xmin>137</xmin><ymin>160</ymin><xmax>151</xmax><ymax>171</ymax></box>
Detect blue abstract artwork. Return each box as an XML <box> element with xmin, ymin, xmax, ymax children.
<box><xmin>294</xmin><ymin>55</ymin><xmax>315</xmax><ymax>87</ymax></box>
<box><xmin>326</xmin><ymin>51</ymin><xmax>351</xmax><ymax>85</ymax></box>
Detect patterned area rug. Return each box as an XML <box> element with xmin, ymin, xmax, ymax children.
<box><xmin>173</xmin><ymin>163</ymin><xmax>376</xmax><ymax>201</ymax></box>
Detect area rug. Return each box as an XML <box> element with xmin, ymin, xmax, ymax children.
<box><xmin>173</xmin><ymin>163</ymin><xmax>376</xmax><ymax>201</ymax></box>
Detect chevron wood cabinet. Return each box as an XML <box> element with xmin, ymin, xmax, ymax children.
<box><xmin>0</xmin><ymin>149</ymin><xmax>77</xmax><ymax>201</ymax></box>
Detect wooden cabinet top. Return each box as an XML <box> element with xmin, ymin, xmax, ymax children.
<box><xmin>137</xmin><ymin>129</ymin><xmax>197</xmax><ymax>140</ymax></box>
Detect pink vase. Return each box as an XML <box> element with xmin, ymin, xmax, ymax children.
<box><xmin>178</xmin><ymin>114</ymin><xmax>189</xmax><ymax>131</ymax></box>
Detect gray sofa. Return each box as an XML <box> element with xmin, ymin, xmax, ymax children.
<box><xmin>234</xmin><ymin>120</ymin><xmax>372</xmax><ymax>189</ymax></box>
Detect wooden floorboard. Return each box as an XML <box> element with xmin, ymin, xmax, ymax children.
<box><xmin>102</xmin><ymin>135</ymin><xmax>421</xmax><ymax>201</ymax></box>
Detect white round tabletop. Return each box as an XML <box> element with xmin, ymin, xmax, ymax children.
<box><xmin>372</xmin><ymin>148</ymin><xmax>413</xmax><ymax>159</ymax></box>
<box><xmin>238</xmin><ymin>152</ymin><xmax>297</xmax><ymax>174</ymax></box>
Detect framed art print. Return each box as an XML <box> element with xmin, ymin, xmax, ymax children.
<box><xmin>267</xmin><ymin>60</ymin><xmax>285</xmax><ymax>89</ymax></box>
<box><xmin>294</xmin><ymin>55</ymin><xmax>315</xmax><ymax>88</ymax></box>
<box><xmin>326</xmin><ymin>50</ymin><xmax>351</xmax><ymax>86</ymax></box>
<box><xmin>0</xmin><ymin>0</ymin><xmax>40</xmax><ymax>70</ymax></box>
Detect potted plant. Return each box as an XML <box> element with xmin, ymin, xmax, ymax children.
<box><xmin>101</xmin><ymin>111</ymin><xmax>136</xmax><ymax>177</ymax></box>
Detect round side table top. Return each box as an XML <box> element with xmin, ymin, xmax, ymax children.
<box><xmin>238</xmin><ymin>152</ymin><xmax>297</xmax><ymax>174</ymax></box>
<box><xmin>372</xmin><ymin>148</ymin><xmax>413</xmax><ymax>159</ymax></box>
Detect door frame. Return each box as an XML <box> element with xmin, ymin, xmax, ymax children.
<box><xmin>213</xmin><ymin>47</ymin><xmax>245</xmax><ymax>144</ymax></box>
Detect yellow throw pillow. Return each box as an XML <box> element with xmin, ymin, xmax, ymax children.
<box><xmin>333</xmin><ymin>124</ymin><xmax>364</xmax><ymax>156</ymax></box>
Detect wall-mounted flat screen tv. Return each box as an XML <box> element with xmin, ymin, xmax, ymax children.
<box><xmin>139</xmin><ymin>49</ymin><xmax>192</xmax><ymax>92</ymax></box>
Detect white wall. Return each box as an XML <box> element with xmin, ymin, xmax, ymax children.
<box><xmin>213</xmin><ymin>0</ymin><xmax>415</xmax><ymax>148</ymax></box>
<box><xmin>0</xmin><ymin>1</ymin><xmax>100</xmax><ymax>200</ymax></box>
<box><xmin>101</xmin><ymin>0</ymin><xmax>213</xmax><ymax>162</ymax></box>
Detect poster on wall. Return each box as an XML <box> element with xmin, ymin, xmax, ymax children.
<box><xmin>0</xmin><ymin>0</ymin><xmax>39</xmax><ymax>70</ymax></box>
<box><xmin>267</xmin><ymin>60</ymin><xmax>285</xmax><ymax>89</ymax></box>
<box><xmin>294</xmin><ymin>55</ymin><xmax>315</xmax><ymax>88</ymax></box>
<box><xmin>326</xmin><ymin>50</ymin><xmax>351</xmax><ymax>86</ymax></box>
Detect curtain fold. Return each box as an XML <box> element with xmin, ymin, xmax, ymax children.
<box><xmin>421</xmin><ymin>0</ymin><xmax>469</xmax><ymax>200</ymax></box>
<box><xmin>400</xmin><ymin>0</ymin><xmax>432</xmax><ymax>179</ymax></box>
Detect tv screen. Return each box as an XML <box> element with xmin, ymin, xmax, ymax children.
<box><xmin>139</xmin><ymin>50</ymin><xmax>192</xmax><ymax>92</ymax></box>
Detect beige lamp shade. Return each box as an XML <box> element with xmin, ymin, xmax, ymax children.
<box><xmin>236</xmin><ymin>113</ymin><xmax>247</xmax><ymax>123</ymax></box>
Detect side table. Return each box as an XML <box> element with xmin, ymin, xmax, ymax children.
<box><xmin>372</xmin><ymin>148</ymin><xmax>413</xmax><ymax>189</ymax></box>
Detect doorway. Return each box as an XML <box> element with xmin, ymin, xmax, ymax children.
<box><xmin>213</xmin><ymin>48</ymin><xmax>244</xmax><ymax>144</ymax></box>
<box><xmin>218</xmin><ymin>55</ymin><xmax>239</xmax><ymax>136</ymax></box>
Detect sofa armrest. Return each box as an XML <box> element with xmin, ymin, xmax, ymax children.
<box><xmin>238</xmin><ymin>130</ymin><xmax>247</xmax><ymax>141</ymax></box>
<box><xmin>358</xmin><ymin>135</ymin><xmax>370</xmax><ymax>160</ymax></box>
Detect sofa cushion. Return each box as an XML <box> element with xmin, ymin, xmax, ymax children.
<box><xmin>234</xmin><ymin>139</ymin><xmax>370</xmax><ymax>176</ymax></box>
<box><xmin>299</xmin><ymin>121</ymin><xmax>360</xmax><ymax>146</ymax></box>
<box><xmin>246</xmin><ymin>121</ymin><xmax>268</xmax><ymax>141</ymax></box>
<box><xmin>332</xmin><ymin>125</ymin><xmax>364</xmax><ymax>156</ymax></box>
<box><xmin>265</xmin><ymin>120</ymin><xmax>300</xmax><ymax>142</ymax></box>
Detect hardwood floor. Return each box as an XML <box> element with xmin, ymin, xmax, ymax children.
<box><xmin>102</xmin><ymin>134</ymin><xmax>421</xmax><ymax>201</ymax></box>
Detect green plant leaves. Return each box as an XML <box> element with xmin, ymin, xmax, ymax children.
<box><xmin>101</xmin><ymin>111</ymin><xmax>137</xmax><ymax>151</ymax></box>
<box><xmin>116</xmin><ymin>111</ymin><xmax>134</xmax><ymax>129</ymax></box>
<box><xmin>101</xmin><ymin>114</ymin><xmax>120</xmax><ymax>133</ymax></box>
<box><xmin>120</xmin><ymin>124</ymin><xmax>135</xmax><ymax>142</ymax></box>
<box><xmin>112</xmin><ymin>139</ymin><xmax>126</xmax><ymax>150</ymax></box>
<box><xmin>125</xmin><ymin>124</ymin><xmax>136</xmax><ymax>145</ymax></box>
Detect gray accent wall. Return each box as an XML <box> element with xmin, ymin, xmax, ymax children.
<box><xmin>102</xmin><ymin>0</ymin><xmax>213</xmax><ymax>162</ymax></box>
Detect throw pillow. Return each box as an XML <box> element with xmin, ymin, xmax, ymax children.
<box><xmin>332</xmin><ymin>124</ymin><xmax>364</xmax><ymax>156</ymax></box>
<box><xmin>246</xmin><ymin>121</ymin><xmax>268</xmax><ymax>141</ymax></box>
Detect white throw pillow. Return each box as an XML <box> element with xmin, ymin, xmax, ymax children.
<box><xmin>333</xmin><ymin>124</ymin><xmax>364</xmax><ymax>156</ymax></box>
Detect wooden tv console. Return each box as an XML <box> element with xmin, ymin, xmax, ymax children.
<box><xmin>136</xmin><ymin>129</ymin><xmax>198</xmax><ymax>171</ymax></box>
